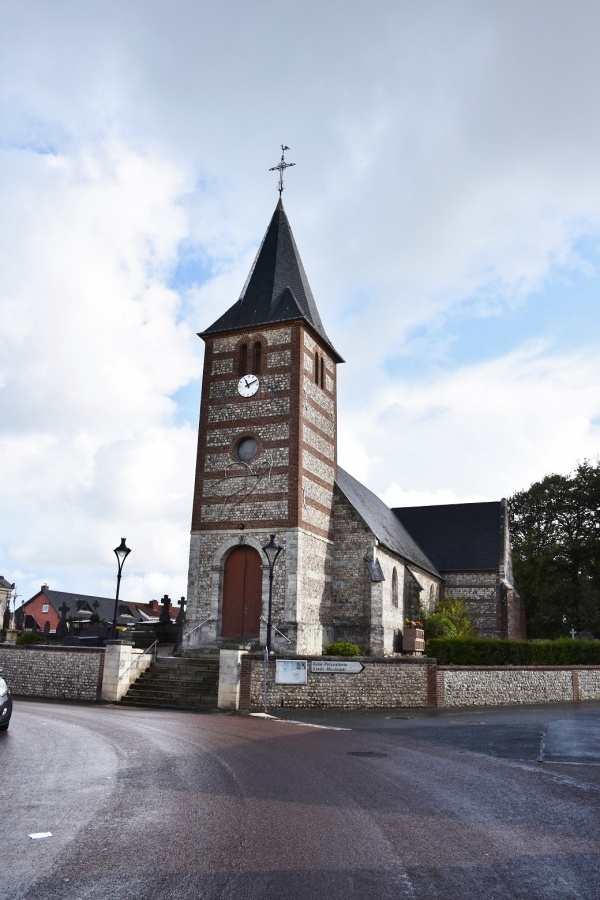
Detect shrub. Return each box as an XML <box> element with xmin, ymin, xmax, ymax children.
<box><xmin>325</xmin><ymin>641</ymin><xmax>361</xmax><ymax>657</ymax></box>
<box><xmin>422</xmin><ymin>597</ymin><xmax>475</xmax><ymax>641</ymax></box>
<box><xmin>422</xmin><ymin>614</ymin><xmax>455</xmax><ymax>639</ymax></box>
<box><xmin>427</xmin><ymin>636</ymin><xmax>600</xmax><ymax>666</ymax></box>
<box><xmin>16</xmin><ymin>632</ymin><xmax>47</xmax><ymax>645</ymax></box>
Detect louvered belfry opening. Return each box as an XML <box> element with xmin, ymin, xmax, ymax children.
<box><xmin>239</xmin><ymin>342</ymin><xmax>248</xmax><ymax>376</ymax></box>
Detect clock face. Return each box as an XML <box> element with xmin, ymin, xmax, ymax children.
<box><xmin>237</xmin><ymin>374</ymin><xmax>259</xmax><ymax>397</ymax></box>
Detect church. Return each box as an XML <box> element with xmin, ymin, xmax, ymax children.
<box><xmin>185</xmin><ymin>181</ymin><xmax>524</xmax><ymax>657</ymax></box>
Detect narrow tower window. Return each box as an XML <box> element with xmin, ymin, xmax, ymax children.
<box><xmin>315</xmin><ymin>351</ymin><xmax>319</xmax><ymax>384</ymax></box>
<box><xmin>253</xmin><ymin>341</ymin><xmax>262</xmax><ymax>375</ymax></box>
<box><xmin>320</xmin><ymin>355</ymin><xmax>325</xmax><ymax>389</ymax></box>
<box><xmin>239</xmin><ymin>342</ymin><xmax>248</xmax><ymax>376</ymax></box>
<box><xmin>392</xmin><ymin>568</ymin><xmax>399</xmax><ymax>608</ymax></box>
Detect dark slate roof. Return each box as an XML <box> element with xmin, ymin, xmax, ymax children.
<box><xmin>393</xmin><ymin>502</ymin><xmax>503</xmax><ymax>572</ymax></box>
<box><xmin>26</xmin><ymin>589</ymin><xmax>141</xmax><ymax>624</ymax></box>
<box><xmin>0</xmin><ymin>576</ymin><xmax>13</xmax><ymax>590</ymax></box>
<box><xmin>201</xmin><ymin>199</ymin><xmax>343</xmax><ymax>362</ymax></box>
<box><xmin>336</xmin><ymin>467</ymin><xmax>440</xmax><ymax>577</ymax></box>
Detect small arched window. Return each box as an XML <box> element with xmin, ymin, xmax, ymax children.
<box><xmin>239</xmin><ymin>343</ymin><xmax>248</xmax><ymax>376</ymax></box>
<box><xmin>392</xmin><ymin>568</ymin><xmax>399</xmax><ymax>608</ymax></box>
<box><xmin>315</xmin><ymin>351</ymin><xmax>319</xmax><ymax>384</ymax></box>
<box><xmin>253</xmin><ymin>341</ymin><xmax>262</xmax><ymax>375</ymax></box>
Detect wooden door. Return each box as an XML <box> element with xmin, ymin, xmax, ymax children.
<box><xmin>221</xmin><ymin>546</ymin><xmax>262</xmax><ymax>638</ymax></box>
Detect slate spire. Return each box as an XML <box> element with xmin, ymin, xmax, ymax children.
<box><xmin>201</xmin><ymin>199</ymin><xmax>343</xmax><ymax>361</ymax></box>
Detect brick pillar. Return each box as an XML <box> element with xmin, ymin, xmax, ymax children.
<box><xmin>239</xmin><ymin>656</ymin><xmax>252</xmax><ymax>711</ymax></box>
<box><xmin>436</xmin><ymin>668</ymin><xmax>446</xmax><ymax>707</ymax></box>
<box><xmin>425</xmin><ymin>661</ymin><xmax>439</xmax><ymax>707</ymax></box>
<box><xmin>572</xmin><ymin>669</ymin><xmax>580</xmax><ymax>702</ymax></box>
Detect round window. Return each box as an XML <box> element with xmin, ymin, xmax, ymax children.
<box><xmin>236</xmin><ymin>437</ymin><xmax>258</xmax><ymax>463</ymax></box>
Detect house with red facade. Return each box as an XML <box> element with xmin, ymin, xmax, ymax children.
<box><xmin>16</xmin><ymin>586</ymin><xmax>179</xmax><ymax>633</ymax></box>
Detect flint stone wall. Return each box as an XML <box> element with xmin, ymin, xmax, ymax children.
<box><xmin>0</xmin><ymin>644</ymin><xmax>104</xmax><ymax>701</ymax></box>
<box><xmin>238</xmin><ymin>656</ymin><xmax>600</xmax><ymax>711</ymax></box>
<box><xmin>240</xmin><ymin>656</ymin><xmax>432</xmax><ymax>710</ymax></box>
<box><xmin>441</xmin><ymin>667</ymin><xmax>574</xmax><ymax>707</ymax></box>
<box><xmin>579</xmin><ymin>669</ymin><xmax>600</xmax><ymax>699</ymax></box>
<box><xmin>437</xmin><ymin>666</ymin><xmax>600</xmax><ymax>707</ymax></box>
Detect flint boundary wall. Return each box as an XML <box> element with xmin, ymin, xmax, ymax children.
<box><xmin>239</xmin><ymin>655</ymin><xmax>600</xmax><ymax>711</ymax></box>
<box><xmin>2</xmin><ymin>645</ymin><xmax>600</xmax><ymax>710</ymax></box>
<box><xmin>0</xmin><ymin>645</ymin><xmax>104</xmax><ymax>702</ymax></box>
<box><xmin>439</xmin><ymin>666</ymin><xmax>600</xmax><ymax>707</ymax></box>
<box><xmin>240</xmin><ymin>656</ymin><xmax>435</xmax><ymax>710</ymax></box>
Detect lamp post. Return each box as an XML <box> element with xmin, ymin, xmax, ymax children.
<box><xmin>111</xmin><ymin>538</ymin><xmax>131</xmax><ymax>640</ymax></box>
<box><xmin>262</xmin><ymin>534</ymin><xmax>283</xmax><ymax>652</ymax></box>
<box><xmin>261</xmin><ymin>534</ymin><xmax>283</xmax><ymax>713</ymax></box>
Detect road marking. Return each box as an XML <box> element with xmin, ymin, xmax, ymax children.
<box><xmin>29</xmin><ymin>832</ymin><xmax>52</xmax><ymax>840</ymax></box>
<box><xmin>269</xmin><ymin>717</ymin><xmax>352</xmax><ymax>731</ymax></box>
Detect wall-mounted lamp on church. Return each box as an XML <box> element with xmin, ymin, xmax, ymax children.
<box><xmin>111</xmin><ymin>538</ymin><xmax>131</xmax><ymax>640</ymax></box>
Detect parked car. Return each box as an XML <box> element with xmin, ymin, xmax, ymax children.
<box><xmin>0</xmin><ymin>669</ymin><xmax>12</xmax><ymax>731</ymax></box>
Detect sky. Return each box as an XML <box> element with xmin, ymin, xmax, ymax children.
<box><xmin>1</xmin><ymin>0</ymin><xmax>600</xmax><ymax>605</ymax></box>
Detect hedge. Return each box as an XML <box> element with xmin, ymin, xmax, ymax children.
<box><xmin>324</xmin><ymin>641</ymin><xmax>361</xmax><ymax>657</ymax></box>
<box><xmin>427</xmin><ymin>637</ymin><xmax>600</xmax><ymax>666</ymax></box>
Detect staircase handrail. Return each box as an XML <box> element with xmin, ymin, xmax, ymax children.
<box><xmin>260</xmin><ymin>616</ymin><xmax>292</xmax><ymax>643</ymax></box>
<box><xmin>118</xmin><ymin>640</ymin><xmax>158</xmax><ymax>683</ymax></box>
<box><xmin>182</xmin><ymin>616</ymin><xmax>214</xmax><ymax>642</ymax></box>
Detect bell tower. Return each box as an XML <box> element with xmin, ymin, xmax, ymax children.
<box><xmin>185</xmin><ymin>193</ymin><xmax>343</xmax><ymax>655</ymax></box>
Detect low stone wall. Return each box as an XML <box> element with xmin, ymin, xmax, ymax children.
<box><xmin>240</xmin><ymin>655</ymin><xmax>434</xmax><ymax>710</ymax></box>
<box><xmin>3</xmin><ymin>645</ymin><xmax>600</xmax><ymax>710</ymax></box>
<box><xmin>0</xmin><ymin>644</ymin><xmax>105</xmax><ymax>702</ymax></box>
<box><xmin>440</xmin><ymin>667</ymin><xmax>575</xmax><ymax>707</ymax></box>
<box><xmin>579</xmin><ymin>669</ymin><xmax>600</xmax><ymax>700</ymax></box>
<box><xmin>239</xmin><ymin>655</ymin><xmax>600</xmax><ymax>711</ymax></box>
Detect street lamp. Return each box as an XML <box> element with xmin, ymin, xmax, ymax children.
<box><xmin>261</xmin><ymin>534</ymin><xmax>283</xmax><ymax>715</ymax></box>
<box><xmin>111</xmin><ymin>538</ymin><xmax>131</xmax><ymax>640</ymax></box>
<box><xmin>262</xmin><ymin>534</ymin><xmax>283</xmax><ymax>653</ymax></box>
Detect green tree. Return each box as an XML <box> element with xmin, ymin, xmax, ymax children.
<box><xmin>509</xmin><ymin>460</ymin><xmax>600</xmax><ymax>638</ymax></box>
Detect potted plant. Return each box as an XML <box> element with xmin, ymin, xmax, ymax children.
<box><xmin>402</xmin><ymin>619</ymin><xmax>425</xmax><ymax>654</ymax></box>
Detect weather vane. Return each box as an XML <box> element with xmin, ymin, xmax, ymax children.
<box><xmin>269</xmin><ymin>145</ymin><xmax>295</xmax><ymax>195</ymax></box>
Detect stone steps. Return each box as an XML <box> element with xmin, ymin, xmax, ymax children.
<box><xmin>120</xmin><ymin>656</ymin><xmax>219</xmax><ymax>711</ymax></box>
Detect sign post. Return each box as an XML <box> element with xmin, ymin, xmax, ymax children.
<box><xmin>311</xmin><ymin>660</ymin><xmax>365</xmax><ymax>675</ymax></box>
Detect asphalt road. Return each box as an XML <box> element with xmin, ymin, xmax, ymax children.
<box><xmin>1</xmin><ymin>699</ymin><xmax>599</xmax><ymax>899</ymax></box>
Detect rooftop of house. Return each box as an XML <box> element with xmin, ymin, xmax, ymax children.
<box><xmin>127</xmin><ymin>599</ymin><xmax>180</xmax><ymax>622</ymax></box>
<box><xmin>23</xmin><ymin>587</ymin><xmax>140</xmax><ymax>624</ymax></box>
<box><xmin>393</xmin><ymin>501</ymin><xmax>505</xmax><ymax>572</ymax></box>
<box><xmin>201</xmin><ymin>199</ymin><xmax>343</xmax><ymax>361</ymax></box>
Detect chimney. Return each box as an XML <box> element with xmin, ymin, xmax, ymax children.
<box><xmin>41</xmin><ymin>584</ymin><xmax>49</xmax><ymax>592</ymax></box>
<box><xmin>149</xmin><ymin>600</ymin><xmax>158</xmax><ymax>611</ymax></box>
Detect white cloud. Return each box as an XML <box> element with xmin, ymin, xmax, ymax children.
<box><xmin>2</xmin><ymin>1</ymin><xmax>600</xmax><ymax>597</ymax></box>
<box><xmin>339</xmin><ymin>341</ymin><xmax>600</xmax><ymax>503</ymax></box>
<box><xmin>0</xmin><ymin>137</ymin><xmax>199</xmax><ymax>597</ymax></box>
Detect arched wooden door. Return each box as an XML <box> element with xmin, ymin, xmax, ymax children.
<box><xmin>221</xmin><ymin>546</ymin><xmax>262</xmax><ymax>638</ymax></box>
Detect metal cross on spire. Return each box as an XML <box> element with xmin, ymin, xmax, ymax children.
<box><xmin>269</xmin><ymin>145</ymin><xmax>295</xmax><ymax>195</ymax></box>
